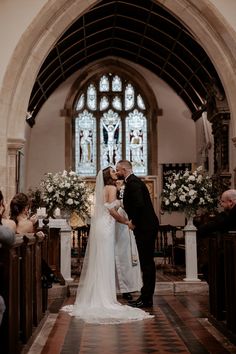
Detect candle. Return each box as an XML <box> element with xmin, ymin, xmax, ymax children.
<box><xmin>41</xmin><ymin>207</ymin><xmax>47</xmax><ymax>217</ymax></box>
<box><xmin>54</xmin><ymin>207</ymin><xmax>61</xmax><ymax>217</ymax></box>
<box><xmin>36</xmin><ymin>208</ymin><xmax>42</xmax><ymax>216</ymax></box>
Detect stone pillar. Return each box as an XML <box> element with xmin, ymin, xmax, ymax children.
<box><xmin>7</xmin><ymin>138</ymin><xmax>25</xmax><ymax>202</ymax></box>
<box><xmin>184</xmin><ymin>220</ymin><xmax>200</xmax><ymax>282</ymax></box>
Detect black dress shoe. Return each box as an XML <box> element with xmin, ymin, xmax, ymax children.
<box><xmin>128</xmin><ymin>296</ymin><xmax>142</xmax><ymax>305</ymax></box>
<box><xmin>122</xmin><ymin>293</ymin><xmax>133</xmax><ymax>301</ymax></box>
<box><xmin>129</xmin><ymin>298</ymin><xmax>153</xmax><ymax>308</ymax></box>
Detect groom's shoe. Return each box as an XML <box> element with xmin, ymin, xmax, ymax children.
<box><xmin>128</xmin><ymin>297</ymin><xmax>153</xmax><ymax>308</ymax></box>
<box><xmin>122</xmin><ymin>293</ymin><xmax>133</xmax><ymax>301</ymax></box>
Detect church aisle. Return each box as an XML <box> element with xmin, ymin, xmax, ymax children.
<box><xmin>27</xmin><ymin>294</ymin><xmax>236</xmax><ymax>354</ymax></box>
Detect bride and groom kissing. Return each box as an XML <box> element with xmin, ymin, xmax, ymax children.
<box><xmin>62</xmin><ymin>160</ymin><xmax>159</xmax><ymax>324</ymax></box>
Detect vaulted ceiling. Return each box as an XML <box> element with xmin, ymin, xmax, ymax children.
<box><xmin>28</xmin><ymin>0</ymin><xmax>221</xmax><ymax>125</ymax></box>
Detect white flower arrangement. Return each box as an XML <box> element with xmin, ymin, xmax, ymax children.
<box><xmin>40</xmin><ymin>170</ymin><xmax>92</xmax><ymax>217</ymax></box>
<box><xmin>161</xmin><ymin>166</ymin><xmax>215</xmax><ymax>217</ymax></box>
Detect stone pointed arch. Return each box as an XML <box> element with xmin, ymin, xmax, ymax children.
<box><xmin>1</xmin><ymin>0</ymin><xmax>236</xmax><ymax>196</ymax></box>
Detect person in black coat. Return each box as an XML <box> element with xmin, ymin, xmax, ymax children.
<box><xmin>198</xmin><ymin>189</ymin><xmax>236</xmax><ymax>236</ymax></box>
<box><xmin>197</xmin><ymin>189</ymin><xmax>236</xmax><ymax>282</ymax></box>
<box><xmin>116</xmin><ymin>160</ymin><xmax>159</xmax><ymax>308</ymax></box>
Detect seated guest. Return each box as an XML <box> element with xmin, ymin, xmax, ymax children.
<box><xmin>0</xmin><ymin>190</ymin><xmax>16</xmax><ymax>232</ymax></box>
<box><xmin>198</xmin><ymin>189</ymin><xmax>236</xmax><ymax>236</ymax></box>
<box><xmin>10</xmin><ymin>192</ymin><xmax>58</xmax><ymax>287</ymax></box>
<box><xmin>197</xmin><ymin>189</ymin><xmax>236</xmax><ymax>282</ymax></box>
<box><xmin>0</xmin><ymin>220</ymin><xmax>15</xmax><ymax>326</ymax></box>
<box><xmin>9</xmin><ymin>193</ymin><xmax>38</xmax><ymax>234</ymax></box>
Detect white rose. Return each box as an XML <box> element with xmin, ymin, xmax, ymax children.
<box><xmin>199</xmin><ymin>197</ymin><xmax>205</xmax><ymax>204</ymax></box>
<box><xmin>197</xmin><ymin>175</ymin><xmax>203</xmax><ymax>182</ymax></box>
<box><xmin>66</xmin><ymin>198</ymin><xmax>73</xmax><ymax>205</ymax></box>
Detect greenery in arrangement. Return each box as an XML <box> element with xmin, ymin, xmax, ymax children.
<box><xmin>39</xmin><ymin>170</ymin><xmax>92</xmax><ymax>217</ymax></box>
<box><xmin>161</xmin><ymin>166</ymin><xmax>217</xmax><ymax>217</ymax></box>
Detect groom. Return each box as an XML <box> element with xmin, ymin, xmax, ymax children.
<box><xmin>116</xmin><ymin>160</ymin><xmax>159</xmax><ymax>308</ymax></box>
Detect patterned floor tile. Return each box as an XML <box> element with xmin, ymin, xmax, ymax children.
<box><xmin>29</xmin><ymin>294</ymin><xmax>236</xmax><ymax>354</ymax></box>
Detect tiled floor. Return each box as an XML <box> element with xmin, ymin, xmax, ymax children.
<box><xmin>27</xmin><ymin>291</ymin><xmax>236</xmax><ymax>354</ymax></box>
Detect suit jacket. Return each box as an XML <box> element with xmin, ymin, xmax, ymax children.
<box><xmin>123</xmin><ymin>174</ymin><xmax>159</xmax><ymax>235</ymax></box>
<box><xmin>198</xmin><ymin>204</ymin><xmax>236</xmax><ymax>237</ymax></box>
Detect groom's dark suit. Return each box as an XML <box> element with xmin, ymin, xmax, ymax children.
<box><xmin>123</xmin><ymin>173</ymin><xmax>159</xmax><ymax>303</ymax></box>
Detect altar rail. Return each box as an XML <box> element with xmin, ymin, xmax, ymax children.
<box><xmin>208</xmin><ymin>231</ymin><xmax>236</xmax><ymax>334</ymax></box>
<box><xmin>0</xmin><ymin>232</ymin><xmax>48</xmax><ymax>354</ymax></box>
<box><xmin>72</xmin><ymin>224</ymin><xmax>185</xmax><ymax>266</ymax></box>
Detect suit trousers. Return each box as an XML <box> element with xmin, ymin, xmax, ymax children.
<box><xmin>134</xmin><ymin>231</ymin><xmax>156</xmax><ymax>301</ymax></box>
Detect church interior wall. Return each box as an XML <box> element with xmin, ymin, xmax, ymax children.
<box><xmin>0</xmin><ymin>0</ymin><xmax>235</xmax><ymax>205</ymax></box>
<box><xmin>25</xmin><ymin>64</ymin><xmax>196</xmax><ymax>197</ymax></box>
<box><xmin>0</xmin><ymin>0</ymin><xmax>47</xmax><ymax>87</ymax></box>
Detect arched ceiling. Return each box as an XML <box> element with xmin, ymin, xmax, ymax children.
<box><xmin>27</xmin><ymin>0</ymin><xmax>221</xmax><ymax>126</ymax></box>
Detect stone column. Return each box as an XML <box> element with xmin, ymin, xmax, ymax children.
<box><xmin>7</xmin><ymin>138</ymin><xmax>25</xmax><ymax>202</ymax></box>
<box><xmin>183</xmin><ymin>220</ymin><xmax>201</xmax><ymax>282</ymax></box>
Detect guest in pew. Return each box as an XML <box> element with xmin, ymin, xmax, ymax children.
<box><xmin>197</xmin><ymin>189</ymin><xmax>236</xmax><ymax>281</ymax></box>
<box><xmin>9</xmin><ymin>192</ymin><xmax>38</xmax><ymax>233</ymax></box>
<box><xmin>0</xmin><ymin>219</ymin><xmax>16</xmax><ymax>326</ymax></box>
<box><xmin>0</xmin><ymin>190</ymin><xmax>16</xmax><ymax>232</ymax></box>
<box><xmin>9</xmin><ymin>192</ymin><xmax>59</xmax><ymax>287</ymax></box>
<box><xmin>198</xmin><ymin>189</ymin><xmax>236</xmax><ymax>236</ymax></box>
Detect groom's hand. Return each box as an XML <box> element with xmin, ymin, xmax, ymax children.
<box><xmin>127</xmin><ymin>220</ymin><xmax>135</xmax><ymax>230</ymax></box>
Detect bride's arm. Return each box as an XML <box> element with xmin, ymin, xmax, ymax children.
<box><xmin>105</xmin><ymin>186</ymin><xmax>130</xmax><ymax>225</ymax></box>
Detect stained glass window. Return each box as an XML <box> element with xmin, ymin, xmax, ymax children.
<box><xmin>76</xmin><ymin>94</ymin><xmax>84</xmax><ymax>110</ymax></box>
<box><xmin>137</xmin><ymin>94</ymin><xmax>146</xmax><ymax>110</ymax></box>
<box><xmin>100</xmin><ymin>110</ymin><xmax>122</xmax><ymax>168</ymax></box>
<box><xmin>112</xmin><ymin>96</ymin><xmax>122</xmax><ymax>111</ymax></box>
<box><xmin>74</xmin><ymin>73</ymin><xmax>148</xmax><ymax>176</ymax></box>
<box><xmin>75</xmin><ymin>110</ymin><xmax>96</xmax><ymax>176</ymax></box>
<box><xmin>99</xmin><ymin>75</ymin><xmax>109</xmax><ymax>92</ymax></box>
<box><xmin>125</xmin><ymin>109</ymin><xmax>147</xmax><ymax>176</ymax></box>
<box><xmin>125</xmin><ymin>84</ymin><xmax>134</xmax><ymax>111</ymax></box>
<box><xmin>100</xmin><ymin>96</ymin><xmax>109</xmax><ymax>111</ymax></box>
<box><xmin>87</xmin><ymin>84</ymin><xmax>97</xmax><ymax>110</ymax></box>
<box><xmin>112</xmin><ymin>75</ymin><xmax>122</xmax><ymax>91</ymax></box>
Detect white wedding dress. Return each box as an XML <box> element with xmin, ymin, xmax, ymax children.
<box><xmin>61</xmin><ymin>170</ymin><xmax>154</xmax><ymax>324</ymax></box>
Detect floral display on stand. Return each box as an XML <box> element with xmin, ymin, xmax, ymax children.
<box><xmin>161</xmin><ymin>166</ymin><xmax>216</xmax><ymax>220</ymax></box>
<box><xmin>40</xmin><ymin>170</ymin><xmax>92</xmax><ymax>219</ymax></box>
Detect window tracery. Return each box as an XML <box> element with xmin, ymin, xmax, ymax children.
<box><xmin>74</xmin><ymin>73</ymin><xmax>148</xmax><ymax>176</ymax></box>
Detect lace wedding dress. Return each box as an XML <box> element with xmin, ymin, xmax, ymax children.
<box><xmin>61</xmin><ymin>170</ymin><xmax>154</xmax><ymax>324</ymax></box>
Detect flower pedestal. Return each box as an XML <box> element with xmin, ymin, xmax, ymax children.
<box><xmin>183</xmin><ymin>216</ymin><xmax>201</xmax><ymax>282</ymax></box>
<box><xmin>39</xmin><ymin>217</ymin><xmax>73</xmax><ymax>283</ymax></box>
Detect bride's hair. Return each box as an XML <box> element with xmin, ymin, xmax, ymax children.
<box><xmin>103</xmin><ymin>166</ymin><xmax>116</xmax><ymax>186</ymax></box>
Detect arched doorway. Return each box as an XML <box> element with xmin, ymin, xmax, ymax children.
<box><xmin>1</xmin><ymin>0</ymin><xmax>236</xmax><ymax>199</ymax></box>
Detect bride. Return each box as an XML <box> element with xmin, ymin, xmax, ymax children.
<box><xmin>62</xmin><ymin>167</ymin><xmax>154</xmax><ymax>324</ymax></box>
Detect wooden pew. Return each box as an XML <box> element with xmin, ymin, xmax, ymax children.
<box><xmin>0</xmin><ymin>232</ymin><xmax>47</xmax><ymax>354</ymax></box>
<box><xmin>224</xmin><ymin>232</ymin><xmax>236</xmax><ymax>333</ymax></box>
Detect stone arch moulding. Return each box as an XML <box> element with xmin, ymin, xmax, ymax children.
<box><xmin>1</xmin><ymin>0</ymin><xmax>236</xmax><ymax>156</ymax></box>
<box><xmin>62</xmin><ymin>57</ymin><xmax>159</xmax><ymax>174</ymax></box>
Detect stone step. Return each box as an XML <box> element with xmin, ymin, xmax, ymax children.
<box><xmin>67</xmin><ymin>280</ymin><xmax>209</xmax><ymax>296</ymax></box>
